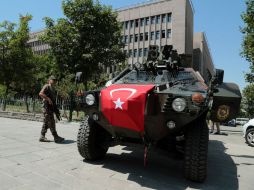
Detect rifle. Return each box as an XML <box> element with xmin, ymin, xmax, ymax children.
<box><xmin>52</xmin><ymin>101</ymin><xmax>61</xmax><ymax>121</ymax></box>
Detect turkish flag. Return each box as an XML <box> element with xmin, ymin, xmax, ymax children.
<box><xmin>101</xmin><ymin>84</ymin><xmax>155</xmax><ymax>132</ymax></box>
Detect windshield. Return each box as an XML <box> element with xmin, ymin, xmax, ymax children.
<box><xmin>115</xmin><ymin>69</ymin><xmax>197</xmax><ymax>85</ymax></box>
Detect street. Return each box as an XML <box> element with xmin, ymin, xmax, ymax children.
<box><xmin>0</xmin><ymin>117</ymin><xmax>253</xmax><ymax>190</ymax></box>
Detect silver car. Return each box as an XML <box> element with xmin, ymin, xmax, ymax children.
<box><xmin>243</xmin><ymin>119</ymin><xmax>254</xmax><ymax>147</ymax></box>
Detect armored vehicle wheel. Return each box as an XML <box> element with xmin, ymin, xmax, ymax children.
<box><xmin>245</xmin><ymin>128</ymin><xmax>254</xmax><ymax>147</ymax></box>
<box><xmin>77</xmin><ymin>116</ymin><xmax>109</xmax><ymax>161</ymax></box>
<box><xmin>184</xmin><ymin>118</ymin><xmax>209</xmax><ymax>182</ymax></box>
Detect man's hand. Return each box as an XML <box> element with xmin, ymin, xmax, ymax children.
<box><xmin>47</xmin><ymin>98</ymin><xmax>53</xmax><ymax>105</ymax></box>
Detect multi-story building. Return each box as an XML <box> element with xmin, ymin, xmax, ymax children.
<box><xmin>28</xmin><ymin>30</ymin><xmax>49</xmax><ymax>55</ymax></box>
<box><xmin>193</xmin><ymin>32</ymin><xmax>215</xmax><ymax>83</ymax></box>
<box><xmin>27</xmin><ymin>0</ymin><xmax>215</xmax><ymax>83</ymax></box>
<box><xmin>118</xmin><ymin>0</ymin><xmax>194</xmax><ymax>65</ymax></box>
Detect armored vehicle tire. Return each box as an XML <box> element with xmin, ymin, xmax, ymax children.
<box><xmin>184</xmin><ymin>118</ymin><xmax>209</xmax><ymax>182</ymax></box>
<box><xmin>245</xmin><ymin>128</ymin><xmax>254</xmax><ymax>147</ymax></box>
<box><xmin>77</xmin><ymin>117</ymin><xmax>109</xmax><ymax>161</ymax></box>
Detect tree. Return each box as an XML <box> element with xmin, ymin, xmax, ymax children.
<box><xmin>242</xmin><ymin>84</ymin><xmax>254</xmax><ymax>118</ymax></box>
<box><xmin>241</xmin><ymin>0</ymin><xmax>254</xmax><ymax>83</ymax></box>
<box><xmin>41</xmin><ymin>0</ymin><xmax>125</xmax><ymax>90</ymax></box>
<box><xmin>0</xmin><ymin>15</ymin><xmax>36</xmax><ymax>111</ymax></box>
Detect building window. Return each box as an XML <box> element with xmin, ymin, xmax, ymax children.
<box><xmin>134</xmin><ymin>49</ymin><xmax>137</xmax><ymax>57</ymax></box>
<box><xmin>124</xmin><ymin>50</ymin><xmax>127</xmax><ymax>55</ymax></box>
<box><xmin>167</xmin><ymin>29</ymin><xmax>172</xmax><ymax>38</ymax></box>
<box><xmin>156</xmin><ymin>31</ymin><xmax>160</xmax><ymax>40</ymax></box>
<box><xmin>140</xmin><ymin>33</ymin><xmax>144</xmax><ymax>41</ymax></box>
<box><xmin>151</xmin><ymin>32</ymin><xmax>155</xmax><ymax>40</ymax></box>
<box><xmin>151</xmin><ymin>16</ymin><xmax>155</xmax><ymax>24</ymax></box>
<box><xmin>140</xmin><ymin>18</ymin><xmax>145</xmax><ymax>26</ymax></box>
<box><xmin>145</xmin><ymin>17</ymin><xmax>149</xmax><ymax>25</ymax></box>
<box><xmin>145</xmin><ymin>32</ymin><xmax>149</xmax><ymax>41</ymax></box>
<box><xmin>162</xmin><ymin>14</ymin><xmax>166</xmax><ymax>23</ymax></box>
<box><xmin>156</xmin><ymin>15</ymin><xmax>160</xmax><ymax>24</ymax></box>
<box><xmin>125</xmin><ymin>21</ymin><xmax>129</xmax><ymax>29</ymax></box>
<box><xmin>129</xmin><ymin>50</ymin><xmax>133</xmax><ymax>57</ymax></box>
<box><xmin>130</xmin><ymin>35</ymin><xmax>133</xmax><ymax>43</ymax></box>
<box><xmin>124</xmin><ymin>35</ymin><xmax>128</xmax><ymax>43</ymax></box>
<box><xmin>139</xmin><ymin>48</ymin><xmax>143</xmax><ymax>57</ymax></box>
<box><xmin>167</xmin><ymin>13</ymin><xmax>172</xmax><ymax>23</ymax></box>
<box><xmin>161</xmin><ymin>30</ymin><xmax>165</xmax><ymax>38</ymax></box>
<box><xmin>144</xmin><ymin>48</ymin><xmax>148</xmax><ymax>57</ymax></box>
<box><xmin>135</xmin><ymin>34</ymin><xmax>139</xmax><ymax>42</ymax></box>
<box><xmin>135</xmin><ymin>19</ymin><xmax>139</xmax><ymax>27</ymax></box>
<box><xmin>130</xmin><ymin>20</ymin><xmax>134</xmax><ymax>28</ymax></box>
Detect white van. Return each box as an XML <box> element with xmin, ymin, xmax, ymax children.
<box><xmin>235</xmin><ymin>118</ymin><xmax>249</xmax><ymax>126</ymax></box>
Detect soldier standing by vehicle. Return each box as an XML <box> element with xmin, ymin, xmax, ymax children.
<box><xmin>39</xmin><ymin>76</ymin><xmax>64</xmax><ymax>143</ymax></box>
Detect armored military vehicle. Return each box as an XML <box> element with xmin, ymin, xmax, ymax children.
<box><xmin>76</xmin><ymin>45</ymin><xmax>241</xmax><ymax>182</ymax></box>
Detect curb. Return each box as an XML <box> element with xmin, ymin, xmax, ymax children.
<box><xmin>0</xmin><ymin>111</ymin><xmax>44</xmax><ymax>122</ymax></box>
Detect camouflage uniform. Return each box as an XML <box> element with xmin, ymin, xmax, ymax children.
<box><xmin>40</xmin><ymin>83</ymin><xmax>64</xmax><ymax>143</ymax></box>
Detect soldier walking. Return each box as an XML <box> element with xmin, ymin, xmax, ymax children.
<box><xmin>39</xmin><ymin>76</ymin><xmax>64</xmax><ymax>143</ymax></box>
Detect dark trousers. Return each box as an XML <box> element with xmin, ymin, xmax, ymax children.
<box><xmin>41</xmin><ymin>109</ymin><xmax>57</xmax><ymax>137</ymax></box>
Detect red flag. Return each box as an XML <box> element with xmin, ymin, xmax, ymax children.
<box><xmin>101</xmin><ymin>84</ymin><xmax>155</xmax><ymax>132</ymax></box>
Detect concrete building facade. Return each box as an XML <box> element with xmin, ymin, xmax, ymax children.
<box><xmin>28</xmin><ymin>30</ymin><xmax>49</xmax><ymax>55</ymax></box>
<box><xmin>118</xmin><ymin>0</ymin><xmax>194</xmax><ymax>64</ymax></box>
<box><xmin>193</xmin><ymin>32</ymin><xmax>215</xmax><ymax>83</ymax></box>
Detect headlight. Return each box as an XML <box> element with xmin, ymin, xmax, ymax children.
<box><xmin>172</xmin><ymin>98</ymin><xmax>186</xmax><ymax>112</ymax></box>
<box><xmin>85</xmin><ymin>94</ymin><xmax>95</xmax><ymax>105</ymax></box>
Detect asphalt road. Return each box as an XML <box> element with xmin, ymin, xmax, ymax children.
<box><xmin>0</xmin><ymin>117</ymin><xmax>253</xmax><ymax>190</ymax></box>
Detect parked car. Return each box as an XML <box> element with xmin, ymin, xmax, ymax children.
<box><xmin>228</xmin><ymin>119</ymin><xmax>236</xmax><ymax>127</ymax></box>
<box><xmin>236</xmin><ymin>118</ymin><xmax>249</xmax><ymax>126</ymax></box>
<box><xmin>242</xmin><ymin>119</ymin><xmax>254</xmax><ymax>147</ymax></box>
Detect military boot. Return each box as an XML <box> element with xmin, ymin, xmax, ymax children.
<box><xmin>54</xmin><ymin>135</ymin><xmax>65</xmax><ymax>143</ymax></box>
<box><xmin>39</xmin><ymin>135</ymin><xmax>50</xmax><ymax>142</ymax></box>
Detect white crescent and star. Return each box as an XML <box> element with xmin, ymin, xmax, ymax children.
<box><xmin>110</xmin><ymin>88</ymin><xmax>137</xmax><ymax>110</ymax></box>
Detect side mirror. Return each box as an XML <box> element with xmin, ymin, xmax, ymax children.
<box><xmin>215</xmin><ymin>69</ymin><xmax>224</xmax><ymax>85</ymax></box>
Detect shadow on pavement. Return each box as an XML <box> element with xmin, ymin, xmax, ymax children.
<box><xmin>84</xmin><ymin>140</ymin><xmax>238</xmax><ymax>190</ymax></box>
<box><xmin>61</xmin><ymin>139</ymin><xmax>76</xmax><ymax>144</ymax></box>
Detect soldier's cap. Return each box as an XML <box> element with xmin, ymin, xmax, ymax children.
<box><xmin>48</xmin><ymin>75</ymin><xmax>57</xmax><ymax>81</ymax></box>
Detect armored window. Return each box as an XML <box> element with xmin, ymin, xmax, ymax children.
<box><xmin>145</xmin><ymin>32</ymin><xmax>149</xmax><ymax>41</ymax></box>
<box><xmin>134</xmin><ymin>49</ymin><xmax>137</xmax><ymax>57</ymax></box>
<box><xmin>135</xmin><ymin>19</ymin><xmax>139</xmax><ymax>27</ymax></box>
<box><xmin>161</xmin><ymin>30</ymin><xmax>166</xmax><ymax>38</ymax></box>
<box><xmin>167</xmin><ymin>29</ymin><xmax>172</xmax><ymax>38</ymax></box>
<box><xmin>151</xmin><ymin>32</ymin><xmax>155</xmax><ymax>40</ymax></box>
<box><xmin>151</xmin><ymin>16</ymin><xmax>155</xmax><ymax>24</ymax></box>
<box><xmin>156</xmin><ymin>31</ymin><xmax>160</xmax><ymax>40</ymax></box>
<box><xmin>156</xmin><ymin>15</ymin><xmax>160</xmax><ymax>24</ymax></box>
<box><xmin>145</xmin><ymin>17</ymin><xmax>149</xmax><ymax>25</ymax></box>
<box><xmin>140</xmin><ymin>18</ymin><xmax>145</xmax><ymax>26</ymax></box>
<box><xmin>135</xmin><ymin>34</ymin><xmax>139</xmax><ymax>42</ymax></box>
<box><xmin>129</xmin><ymin>35</ymin><xmax>133</xmax><ymax>43</ymax></box>
<box><xmin>139</xmin><ymin>48</ymin><xmax>143</xmax><ymax>57</ymax></box>
<box><xmin>162</xmin><ymin>14</ymin><xmax>166</xmax><ymax>23</ymax></box>
<box><xmin>167</xmin><ymin>13</ymin><xmax>172</xmax><ymax>23</ymax></box>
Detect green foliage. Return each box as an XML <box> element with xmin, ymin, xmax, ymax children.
<box><xmin>242</xmin><ymin>84</ymin><xmax>254</xmax><ymax>117</ymax></box>
<box><xmin>41</xmin><ymin>0</ymin><xmax>126</xmax><ymax>86</ymax></box>
<box><xmin>241</xmin><ymin>0</ymin><xmax>254</xmax><ymax>82</ymax></box>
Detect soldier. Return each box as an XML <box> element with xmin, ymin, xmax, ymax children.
<box><xmin>39</xmin><ymin>75</ymin><xmax>64</xmax><ymax>143</ymax></box>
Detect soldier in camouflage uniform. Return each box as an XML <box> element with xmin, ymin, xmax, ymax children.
<box><xmin>39</xmin><ymin>76</ymin><xmax>64</xmax><ymax>143</ymax></box>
